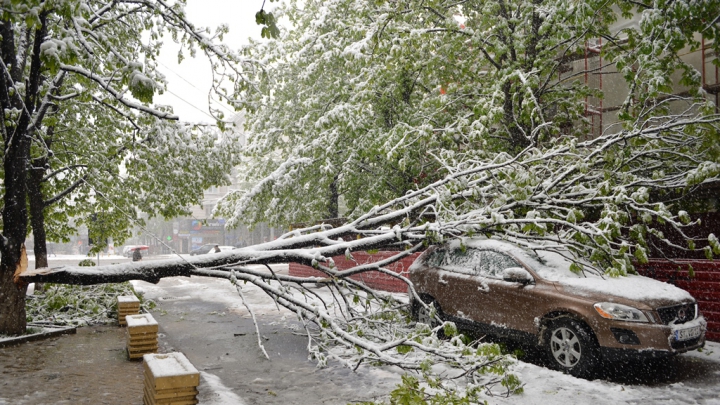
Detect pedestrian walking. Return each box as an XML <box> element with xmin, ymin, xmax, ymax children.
<box><xmin>132</xmin><ymin>248</ymin><xmax>142</xmax><ymax>261</ymax></box>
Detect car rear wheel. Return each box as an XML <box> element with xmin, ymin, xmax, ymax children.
<box><xmin>411</xmin><ymin>296</ymin><xmax>441</xmax><ymax>326</ymax></box>
<box><xmin>545</xmin><ymin>318</ymin><xmax>599</xmax><ymax>378</ymax></box>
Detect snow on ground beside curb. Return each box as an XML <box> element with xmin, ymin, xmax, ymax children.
<box><xmin>497</xmin><ymin>359</ymin><xmax>700</xmax><ymax>405</ymax></box>
<box><xmin>200</xmin><ymin>372</ymin><xmax>247</xmax><ymax>405</ymax></box>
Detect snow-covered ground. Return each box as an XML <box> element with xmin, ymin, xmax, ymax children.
<box><xmin>132</xmin><ymin>274</ymin><xmax>720</xmax><ymax>405</ymax></box>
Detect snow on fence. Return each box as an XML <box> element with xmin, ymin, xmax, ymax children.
<box><xmin>291</xmin><ymin>252</ymin><xmax>720</xmax><ymax>343</ymax></box>
<box><xmin>636</xmin><ymin>259</ymin><xmax>720</xmax><ymax>342</ymax></box>
<box><xmin>288</xmin><ymin>251</ymin><xmax>422</xmax><ymax>293</ymax></box>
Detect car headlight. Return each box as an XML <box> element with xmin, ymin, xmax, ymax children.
<box><xmin>594</xmin><ymin>302</ymin><xmax>649</xmax><ymax>323</ymax></box>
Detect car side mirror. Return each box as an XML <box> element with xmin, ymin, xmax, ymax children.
<box><xmin>502</xmin><ymin>267</ymin><xmax>533</xmax><ymax>284</ymax></box>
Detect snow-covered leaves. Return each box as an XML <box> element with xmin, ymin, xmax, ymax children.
<box><xmin>230</xmin><ymin>0</ymin><xmax>720</xmax><ymax>273</ymax></box>
<box><xmin>1</xmin><ymin>0</ymin><xmax>250</xmax><ymax>251</ymax></box>
<box><xmin>25</xmin><ymin>282</ymin><xmax>154</xmax><ymax>327</ymax></box>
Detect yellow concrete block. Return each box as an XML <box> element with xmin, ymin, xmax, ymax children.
<box><xmin>143</xmin><ymin>352</ymin><xmax>200</xmax><ymax>390</ymax></box>
<box><xmin>129</xmin><ymin>350</ymin><xmax>150</xmax><ymax>360</ymax></box>
<box><xmin>143</xmin><ymin>386</ymin><xmax>198</xmax><ymax>402</ymax></box>
<box><xmin>144</xmin><ymin>375</ymin><xmax>199</xmax><ymax>398</ymax></box>
<box><xmin>126</xmin><ymin>313</ymin><xmax>159</xmax><ymax>334</ymax></box>
<box><xmin>127</xmin><ymin>336</ymin><xmax>158</xmax><ymax>346</ymax></box>
<box><xmin>143</xmin><ymin>389</ymin><xmax>198</xmax><ymax>405</ymax></box>
<box><xmin>118</xmin><ymin>295</ymin><xmax>140</xmax><ymax>305</ymax></box>
<box><xmin>129</xmin><ymin>343</ymin><xmax>158</xmax><ymax>352</ymax></box>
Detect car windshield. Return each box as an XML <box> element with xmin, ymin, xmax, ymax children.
<box><xmin>517</xmin><ymin>250</ymin><xmax>590</xmax><ymax>280</ymax></box>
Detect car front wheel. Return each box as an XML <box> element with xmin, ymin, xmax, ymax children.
<box><xmin>545</xmin><ymin>318</ymin><xmax>599</xmax><ymax>378</ymax></box>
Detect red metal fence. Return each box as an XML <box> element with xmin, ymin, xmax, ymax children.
<box><xmin>636</xmin><ymin>259</ymin><xmax>720</xmax><ymax>342</ymax></box>
<box><xmin>290</xmin><ymin>253</ymin><xmax>720</xmax><ymax>342</ymax></box>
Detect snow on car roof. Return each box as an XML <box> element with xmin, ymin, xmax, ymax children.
<box><xmin>450</xmin><ymin>238</ymin><xmax>694</xmax><ymax>302</ymax></box>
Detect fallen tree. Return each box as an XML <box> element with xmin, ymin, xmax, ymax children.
<box><xmin>20</xmin><ymin>103</ymin><xmax>720</xmax><ymax>397</ymax></box>
<box><xmin>14</xmin><ymin>0</ymin><xmax>720</xmax><ymax>398</ymax></box>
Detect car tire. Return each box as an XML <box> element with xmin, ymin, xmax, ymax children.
<box><xmin>411</xmin><ymin>296</ymin><xmax>446</xmax><ymax>337</ymax></box>
<box><xmin>544</xmin><ymin>317</ymin><xmax>599</xmax><ymax>378</ymax></box>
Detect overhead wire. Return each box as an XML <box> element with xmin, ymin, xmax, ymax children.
<box><xmin>157</xmin><ymin>61</ymin><xmax>236</xmax><ymax>118</ymax></box>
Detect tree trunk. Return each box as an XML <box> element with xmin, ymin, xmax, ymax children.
<box><xmin>328</xmin><ymin>174</ymin><xmax>339</xmax><ymax>219</ymax></box>
<box><xmin>28</xmin><ymin>124</ymin><xmax>56</xmax><ymax>273</ymax></box>
<box><xmin>0</xmin><ymin>125</ymin><xmax>33</xmax><ymax>334</ymax></box>
<box><xmin>28</xmin><ymin>160</ymin><xmax>49</xmax><ymax>295</ymax></box>
<box><xmin>0</xmin><ymin>14</ymin><xmax>47</xmax><ymax>335</ymax></box>
<box><xmin>0</xmin><ymin>247</ymin><xmax>29</xmax><ymax>335</ymax></box>
<box><xmin>502</xmin><ymin>81</ymin><xmax>529</xmax><ymax>153</ymax></box>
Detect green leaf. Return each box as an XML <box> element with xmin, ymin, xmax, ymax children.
<box><xmin>396</xmin><ymin>344</ymin><xmax>413</xmax><ymax>354</ymax></box>
<box><xmin>255</xmin><ymin>10</ymin><xmax>266</xmax><ymax>25</ymax></box>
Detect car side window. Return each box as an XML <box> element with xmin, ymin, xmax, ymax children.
<box><xmin>475</xmin><ymin>251</ymin><xmax>520</xmax><ymax>278</ymax></box>
<box><xmin>424</xmin><ymin>248</ymin><xmax>447</xmax><ymax>267</ymax></box>
<box><xmin>439</xmin><ymin>247</ymin><xmax>483</xmax><ymax>275</ymax></box>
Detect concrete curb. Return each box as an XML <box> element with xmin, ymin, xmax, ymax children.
<box><xmin>0</xmin><ymin>324</ymin><xmax>77</xmax><ymax>348</ymax></box>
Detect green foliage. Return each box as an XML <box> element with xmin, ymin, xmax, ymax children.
<box><xmin>224</xmin><ymin>0</ymin><xmax>720</xmax><ymax>277</ymax></box>
<box><xmin>355</xmin><ymin>364</ymin><xmax>522</xmax><ymax>405</ymax></box>
<box><xmin>256</xmin><ymin>9</ymin><xmax>281</xmax><ymax>39</ymax></box>
<box><xmin>396</xmin><ymin>344</ymin><xmax>414</xmax><ymax>354</ymax></box>
<box><xmin>0</xmin><ymin>0</ymin><xmax>246</xmax><ymax>262</ymax></box>
<box><xmin>25</xmin><ymin>282</ymin><xmax>155</xmax><ymax>326</ymax></box>
<box><xmin>442</xmin><ymin>322</ymin><xmax>458</xmax><ymax>338</ymax></box>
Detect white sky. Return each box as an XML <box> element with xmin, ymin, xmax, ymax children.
<box><xmin>153</xmin><ymin>0</ymin><xmax>271</xmax><ymax>124</ymax></box>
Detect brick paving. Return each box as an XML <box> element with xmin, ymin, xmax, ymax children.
<box><xmin>0</xmin><ymin>325</ymin><xmax>145</xmax><ymax>405</ymax></box>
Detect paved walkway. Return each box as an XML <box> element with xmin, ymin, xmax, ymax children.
<box><xmin>0</xmin><ymin>326</ymin><xmax>144</xmax><ymax>405</ymax></box>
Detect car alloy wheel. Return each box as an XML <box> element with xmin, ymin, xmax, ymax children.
<box><xmin>411</xmin><ymin>297</ymin><xmax>449</xmax><ymax>339</ymax></box>
<box><xmin>550</xmin><ymin>326</ymin><xmax>582</xmax><ymax>367</ymax></box>
<box><xmin>416</xmin><ymin>301</ymin><xmax>438</xmax><ymax>326</ymax></box>
<box><xmin>545</xmin><ymin>318</ymin><xmax>599</xmax><ymax>378</ymax></box>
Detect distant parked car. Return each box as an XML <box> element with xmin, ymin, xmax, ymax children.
<box><xmin>409</xmin><ymin>238</ymin><xmax>706</xmax><ymax>378</ymax></box>
<box><xmin>189</xmin><ymin>244</ymin><xmax>215</xmax><ymax>256</ymax></box>
<box><xmin>123</xmin><ymin>245</ymin><xmax>148</xmax><ymax>257</ymax></box>
<box><xmin>122</xmin><ymin>245</ymin><xmax>136</xmax><ymax>257</ymax></box>
<box><xmin>218</xmin><ymin>246</ymin><xmax>235</xmax><ymax>252</ymax></box>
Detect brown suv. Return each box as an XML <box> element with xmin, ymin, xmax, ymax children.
<box><xmin>409</xmin><ymin>239</ymin><xmax>706</xmax><ymax>377</ymax></box>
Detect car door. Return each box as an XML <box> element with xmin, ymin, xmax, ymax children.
<box><xmin>426</xmin><ymin>247</ymin><xmax>484</xmax><ymax>322</ymax></box>
<box><xmin>469</xmin><ymin>250</ymin><xmax>555</xmax><ymax>335</ymax></box>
